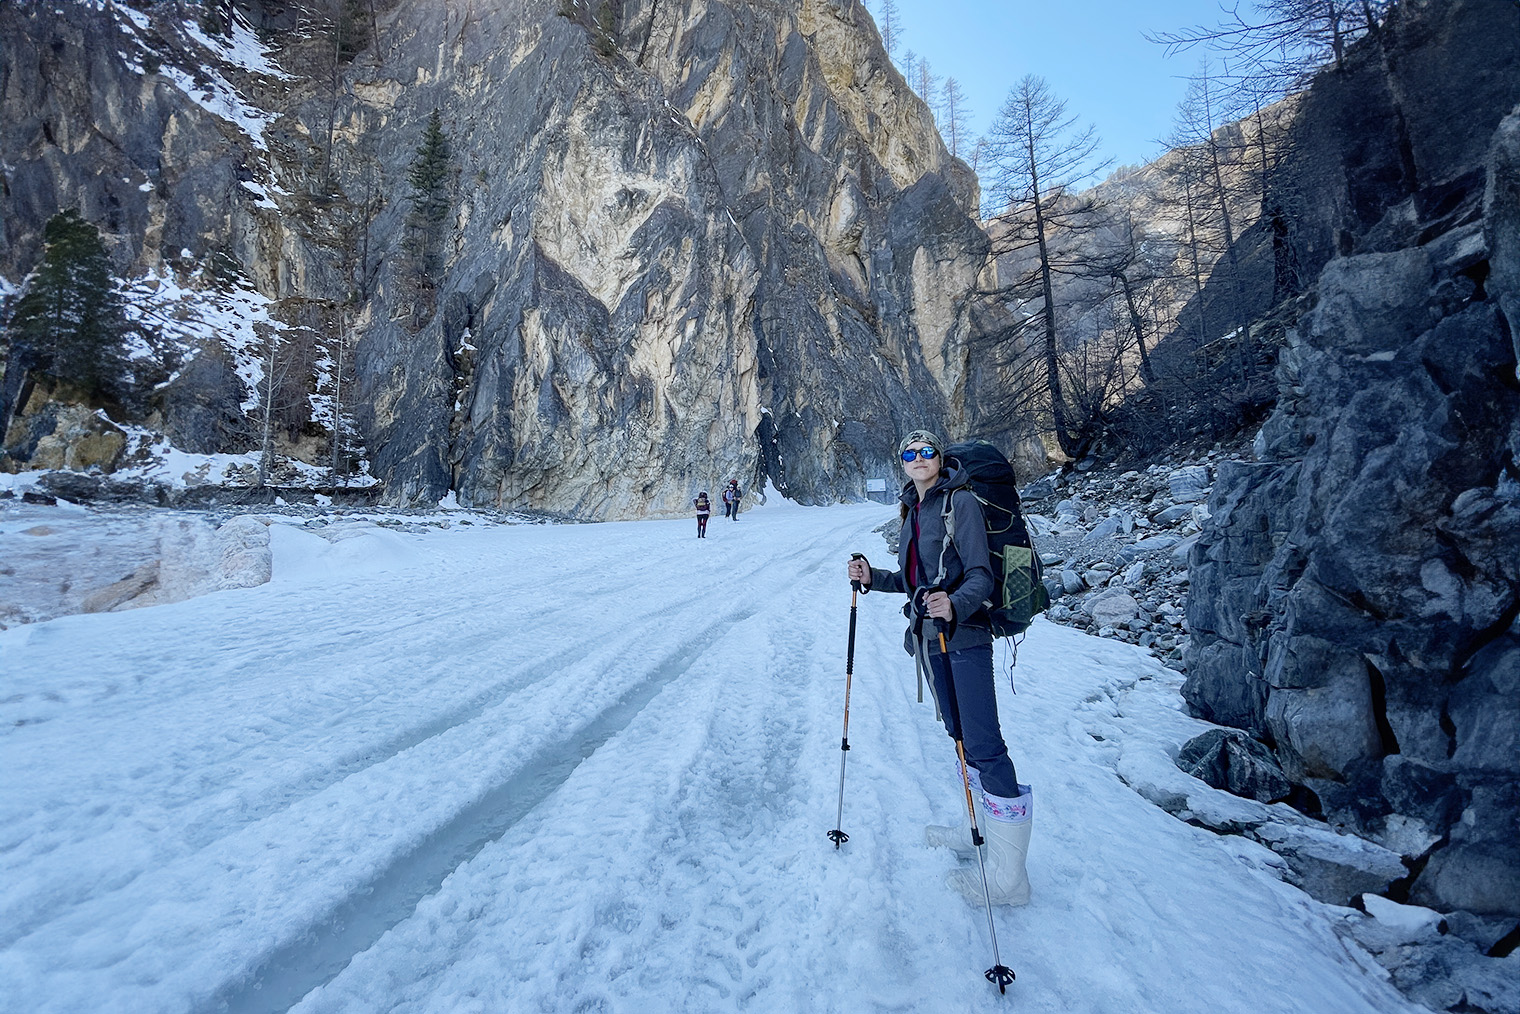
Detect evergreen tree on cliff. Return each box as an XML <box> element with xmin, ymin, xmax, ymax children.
<box><xmin>404</xmin><ymin>109</ymin><xmax>453</xmax><ymax>322</ymax></box>
<box><xmin>5</xmin><ymin>209</ymin><xmax>129</xmax><ymax>404</ymax></box>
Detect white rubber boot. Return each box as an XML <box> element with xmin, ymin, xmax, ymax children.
<box><xmin>946</xmin><ymin>784</ymin><xmax>1033</xmax><ymax>907</ymax></box>
<box><xmin>925</xmin><ymin>765</ymin><xmax>983</xmax><ymax>856</ymax></box>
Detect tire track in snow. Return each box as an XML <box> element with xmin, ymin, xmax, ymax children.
<box><xmin>0</xmin><ymin>572</ymin><xmax>681</xmax><ymax>952</ymax></box>
<box><xmin>0</xmin><ymin>533</ymin><xmax>823</xmax><ymax>955</ymax></box>
<box><xmin>208</xmin><ymin>530</ymin><xmax>844</xmax><ymax>1014</ymax></box>
<box><xmin>528</xmin><ymin>551</ymin><xmax>855</xmax><ymax>1013</ymax></box>
<box><xmin>179</xmin><ymin>530</ymin><xmax>823</xmax><ymax>848</ymax></box>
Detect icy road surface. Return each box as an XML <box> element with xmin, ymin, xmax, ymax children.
<box><xmin>0</xmin><ymin>498</ymin><xmax>1420</xmax><ymax>1013</ymax></box>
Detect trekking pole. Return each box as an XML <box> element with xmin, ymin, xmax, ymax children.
<box><xmin>829</xmin><ymin>554</ymin><xmax>867</xmax><ymax>848</ymax></box>
<box><xmin>931</xmin><ymin>604</ymin><xmax>1017</xmax><ymax>993</ymax></box>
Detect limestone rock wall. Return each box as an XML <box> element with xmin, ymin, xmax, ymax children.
<box><xmin>1</xmin><ymin>0</ymin><xmax>994</xmax><ymax>517</ymax></box>
<box><xmin>349</xmin><ymin>0</ymin><xmax>989</xmax><ymax>515</ymax></box>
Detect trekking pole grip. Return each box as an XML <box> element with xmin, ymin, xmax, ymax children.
<box><xmin>849</xmin><ymin>552</ymin><xmax>866</xmax><ymax>594</ymax></box>
<box><xmin>923</xmin><ymin>585</ymin><xmax>948</xmax><ymax>642</ymax></box>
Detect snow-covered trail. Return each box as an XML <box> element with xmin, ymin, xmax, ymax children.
<box><xmin>0</xmin><ymin>501</ymin><xmax>1419</xmax><ymax>1013</ymax></box>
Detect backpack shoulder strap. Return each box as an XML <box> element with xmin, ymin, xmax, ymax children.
<box><xmin>936</xmin><ymin>483</ymin><xmax>971</xmax><ymax>587</ymax></box>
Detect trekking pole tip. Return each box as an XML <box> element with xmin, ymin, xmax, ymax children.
<box><xmin>985</xmin><ymin>965</ymin><xmax>1016</xmax><ymax>992</ymax></box>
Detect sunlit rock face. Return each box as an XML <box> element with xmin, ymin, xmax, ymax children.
<box><xmin>0</xmin><ymin>1</ymin><xmax>995</xmax><ymax>516</ymax></box>
<box><xmin>348</xmin><ymin>0</ymin><xmax>991</xmax><ymax>515</ymax></box>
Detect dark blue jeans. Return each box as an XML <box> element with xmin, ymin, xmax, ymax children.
<box><xmin>928</xmin><ymin>643</ymin><xmax>1020</xmax><ymax>797</ymax></box>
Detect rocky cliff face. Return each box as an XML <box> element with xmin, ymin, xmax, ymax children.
<box><xmin>351</xmin><ymin>0</ymin><xmax>990</xmax><ymax>514</ymax></box>
<box><xmin>0</xmin><ymin>0</ymin><xmax>993</xmax><ymax>517</ymax></box>
<box><xmin>1184</xmin><ymin>98</ymin><xmax>1520</xmax><ymax>921</ymax></box>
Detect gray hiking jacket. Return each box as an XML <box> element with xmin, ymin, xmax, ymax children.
<box><xmin>867</xmin><ymin>465</ymin><xmax>995</xmax><ymax>655</ymax></box>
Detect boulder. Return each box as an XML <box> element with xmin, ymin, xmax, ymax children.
<box><xmin>1168</xmin><ymin>466</ymin><xmax>1210</xmax><ymax>502</ymax></box>
<box><xmin>211</xmin><ymin>516</ymin><xmax>275</xmax><ymax>591</ymax></box>
<box><xmin>1085</xmin><ymin>589</ymin><xmax>1139</xmax><ymax>628</ymax></box>
<box><xmin>1413</xmin><ymin>838</ymin><xmax>1520</xmax><ymax>919</ymax></box>
<box><xmin>1021</xmin><ymin>475</ymin><xmax>1059</xmax><ymax>500</ymax></box>
<box><xmin>1176</xmin><ymin>728</ymin><xmax>1293</xmax><ymax>803</ymax></box>
<box><xmin>1042</xmin><ymin>577</ymin><xmax>1065</xmax><ymax>604</ymax></box>
<box><xmin>1169</xmin><ymin>535</ymin><xmax>1201</xmax><ymax>563</ymax></box>
<box><xmin>1024</xmin><ymin>514</ymin><xmax>1057</xmax><ymax>537</ymax></box>
<box><xmin>1252</xmin><ymin>821</ymin><xmax>1407</xmax><ymax>906</ymax></box>
<box><xmin>4</xmin><ymin>396</ymin><xmax>127</xmax><ymax>473</ymax></box>
<box><xmin>80</xmin><ymin>562</ymin><xmax>161</xmax><ymax>613</ymax></box>
<box><xmin>1340</xmin><ymin>908</ymin><xmax>1520</xmax><ymax>1014</ymax></box>
<box><xmin>1117</xmin><ymin>534</ymin><xmax>1183</xmax><ymax>565</ymax></box>
<box><xmin>1154</xmin><ymin>504</ymin><xmax>1193</xmax><ymax>525</ymax></box>
<box><xmin>1054</xmin><ymin>497</ymin><xmax>1088</xmax><ymax>519</ymax></box>
<box><xmin>1082</xmin><ymin>519</ymin><xmax>1130</xmax><ymax>544</ymax></box>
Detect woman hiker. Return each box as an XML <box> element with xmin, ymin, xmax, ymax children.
<box><xmin>846</xmin><ymin>429</ymin><xmax>1033</xmax><ymax>906</ymax></box>
<box><xmin>693</xmin><ymin>490</ymin><xmax>712</xmax><ymax>538</ymax></box>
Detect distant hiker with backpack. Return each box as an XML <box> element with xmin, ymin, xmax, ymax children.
<box><xmin>722</xmin><ymin>479</ymin><xmax>742</xmax><ymax>520</ymax></box>
<box><xmin>693</xmin><ymin>490</ymin><xmax>712</xmax><ymax>538</ymax></box>
<box><xmin>846</xmin><ymin>429</ymin><xmax>1034</xmax><ymax>907</ymax></box>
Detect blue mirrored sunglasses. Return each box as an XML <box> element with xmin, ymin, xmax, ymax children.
<box><xmin>900</xmin><ymin>446</ymin><xmax>939</xmax><ymax>462</ymax></box>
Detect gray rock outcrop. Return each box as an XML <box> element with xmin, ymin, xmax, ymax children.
<box><xmin>1184</xmin><ymin>108</ymin><xmax>1520</xmax><ymax>921</ymax></box>
<box><xmin>3</xmin><ymin>388</ymin><xmax>128</xmax><ymax>472</ymax></box>
<box><xmin>1177</xmin><ymin>728</ymin><xmax>1292</xmax><ymax>803</ymax></box>
<box><xmin>1339</xmin><ymin>898</ymin><xmax>1520</xmax><ymax>1014</ymax></box>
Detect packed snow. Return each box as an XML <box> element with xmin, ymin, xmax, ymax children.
<box><xmin>0</xmin><ymin>498</ymin><xmax>1426</xmax><ymax>1013</ymax></box>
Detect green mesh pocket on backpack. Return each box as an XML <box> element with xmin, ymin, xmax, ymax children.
<box><xmin>996</xmin><ymin>544</ymin><xmax>1049</xmax><ymax>635</ymax></box>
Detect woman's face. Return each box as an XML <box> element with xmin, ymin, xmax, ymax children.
<box><xmin>901</xmin><ymin>441</ymin><xmax>941</xmax><ymax>484</ymax></box>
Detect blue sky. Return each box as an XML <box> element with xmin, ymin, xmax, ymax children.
<box><xmin>885</xmin><ymin>0</ymin><xmax>1244</xmax><ymax>171</ymax></box>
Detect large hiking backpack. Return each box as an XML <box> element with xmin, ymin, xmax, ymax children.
<box><xmin>943</xmin><ymin>440</ymin><xmax>1050</xmax><ymax>638</ymax></box>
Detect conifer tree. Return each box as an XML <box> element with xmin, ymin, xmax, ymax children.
<box><xmin>404</xmin><ymin>109</ymin><xmax>454</xmax><ymax>319</ymax></box>
<box><xmin>913</xmin><ymin>55</ymin><xmax>938</xmax><ymax>110</ymax></box>
<box><xmin>6</xmin><ymin>209</ymin><xmax>130</xmax><ymax>402</ymax></box>
<box><xmin>335</xmin><ymin>0</ymin><xmax>372</xmax><ymax>61</ymax></box>
<box><xmin>199</xmin><ymin>0</ymin><xmax>235</xmax><ymax>37</ymax></box>
<box><xmin>938</xmin><ymin>77</ymin><xmax>970</xmax><ymax>159</ymax></box>
<box><xmin>876</xmin><ymin>0</ymin><xmax>901</xmax><ymax>61</ymax></box>
<box><xmin>593</xmin><ymin>1</ymin><xmax>619</xmax><ymax>57</ymax></box>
